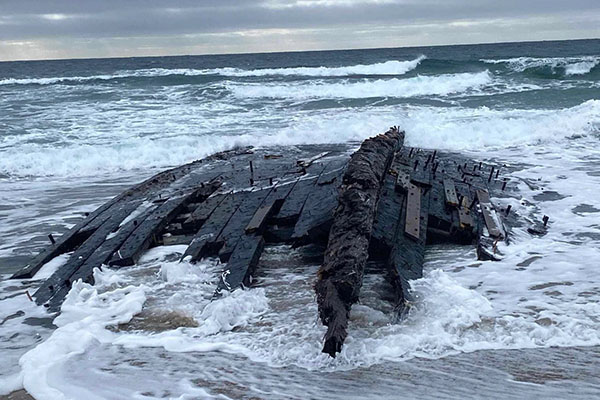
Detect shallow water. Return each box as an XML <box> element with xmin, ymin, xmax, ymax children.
<box><xmin>1</xmin><ymin>39</ymin><xmax>599</xmax><ymax>399</ymax></box>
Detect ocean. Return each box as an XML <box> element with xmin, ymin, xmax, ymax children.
<box><xmin>0</xmin><ymin>39</ymin><xmax>599</xmax><ymax>399</ymax></box>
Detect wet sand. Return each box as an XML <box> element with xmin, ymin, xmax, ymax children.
<box><xmin>1</xmin><ymin>391</ymin><xmax>33</xmax><ymax>400</ymax></box>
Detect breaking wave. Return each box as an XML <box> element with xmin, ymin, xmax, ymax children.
<box><xmin>0</xmin><ymin>70</ymin><xmax>219</xmax><ymax>86</ymax></box>
<box><xmin>1</xmin><ymin>99</ymin><xmax>598</xmax><ymax>178</ymax></box>
<box><xmin>481</xmin><ymin>56</ymin><xmax>600</xmax><ymax>77</ymax></box>
<box><xmin>0</xmin><ymin>74</ymin><xmax>125</xmax><ymax>86</ymax></box>
<box><xmin>219</xmin><ymin>55</ymin><xmax>426</xmax><ymax>77</ymax></box>
<box><xmin>0</xmin><ymin>56</ymin><xmax>426</xmax><ymax>86</ymax></box>
<box><xmin>230</xmin><ymin>70</ymin><xmax>493</xmax><ymax>99</ymax></box>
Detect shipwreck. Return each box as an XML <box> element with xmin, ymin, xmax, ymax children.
<box><xmin>12</xmin><ymin>127</ymin><xmax>543</xmax><ymax>357</ymax></box>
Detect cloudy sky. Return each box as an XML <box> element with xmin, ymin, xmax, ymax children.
<box><xmin>1</xmin><ymin>0</ymin><xmax>599</xmax><ymax>61</ymax></box>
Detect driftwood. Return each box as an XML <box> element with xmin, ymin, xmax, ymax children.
<box><xmin>315</xmin><ymin>128</ymin><xmax>402</xmax><ymax>356</ymax></box>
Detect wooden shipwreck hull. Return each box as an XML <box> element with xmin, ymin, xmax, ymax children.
<box><xmin>12</xmin><ymin>127</ymin><xmax>518</xmax><ymax>357</ymax></box>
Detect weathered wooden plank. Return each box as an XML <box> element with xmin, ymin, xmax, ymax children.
<box><xmin>216</xmin><ymin>188</ymin><xmax>273</xmax><ymax>261</ymax></box>
<box><xmin>423</xmin><ymin>176</ymin><xmax>455</xmax><ymax>243</ymax></box>
<box><xmin>291</xmin><ymin>160</ymin><xmax>346</xmax><ymax>244</ymax></box>
<box><xmin>77</xmin><ymin>208</ymin><xmax>120</xmax><ymax>236</ymax></box>
<box><xmin>10</xmin><ymin>206</ymin><xmax>113</xmax><ymax>279</ymax></box>
<box><xmin>259</xmin><ymin>177</ymin><xmax>298</xmax><ymax>209</ymax></box>
<box><xmin>109</xmin><ymin>181</ymin><xmax>221</xmax><ymax>267</ymax></box>
<box><xmin>388</xmin><ymin>170</ymin><xmax>431</xmax><ymax>309</ymax></box>
<box><xmin>476</xmin><ymin>189</ymin><xmax>504</xmax><ymax>238</ymax></box>
<box><xmin>238</xmin><ymin>177</ymin><xmax>300</xmax><ymax>242</ymax></box>
<box><xmin>372</xmin><ymin>167</ymin><xmax>406</xmax><ymax>251</ymax></box>
<box><xmin>72</xmin><ymin>204</ymin><xmax>158</xmax><ymax>280</ymax></box>
<box><xmin>216</xmin><ymin>235</ymin><xmax>265</xmax><ymax>294</ymax></box>
<box><xmin>181</xmin><ymin>191</ymin><xmax>245</xmax><ymax>262</ymax></box>
<box><xmin>43</xmin><ymin>203</ymin><xmax>160</xmax><ymax>311</ymax></box>
<box><xmin>182</xmin><ymin>193</ymin><xmax>227</xmax><ymax>230</ymax></box>
<box><xmin>395</xmin><ymin>170</ymin><xmax>410</xmax><ymax>192</ymax></box>
<box><xmin>476</xmin><ymin>187</ymin><xmax>491</xmax><ymax>204</ymax></box>
<box><xmin>458</xmin><ymin>194</ymin><xmax>474</xmax><ymax>229</ymax></box>
<box><xmin>273</xmin><ymin>175</ymin><xmax>321</xmax><ymax>224</ymax></box>
<box><xmin>33</xmin><ymin>199</ymin><xmax>144</xmax><ymax>306</ymax></box>
<box><xmin>404</xmin><ymin>183</ymin><xmax>422</xmax><ymax>240</ymax></box>
<box><xmin>245</xmin><ymin>203</ymin><xmax>275</xmax><ymax>234</ymax></box>
<box><xmin>410</xmin><ymin>157</ymin><xmax>432</xmax><ymax>187</ymax></box>
<box><xmin>372</xmin><ymin>144</ymin><xmax>409</xmax><ymax>251</ymax></box>
<box><xmin>270</xmin><ymin>150</ymin><xmax>341</xmax><ymax>225</ymax></box>
<box><xmin>443</xmin><ymin>178</ymin><xmax>459</xmax><ymax>207</ymax></box>
<box><xmin>290</xmin><ymin>176</ymin><xmax>341</xmax><ymax>244</ymax></box>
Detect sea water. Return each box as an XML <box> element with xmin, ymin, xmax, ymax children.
<box><xmin>0</xmin><ymin>39</ymin><xmax>599</xmax><ymax>399</ymax></box>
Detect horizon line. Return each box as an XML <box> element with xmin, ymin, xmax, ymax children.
<box><xmin>1</xmin><ymin>36</ymin><xmax>598</xmax><ymax>64</ymax></box>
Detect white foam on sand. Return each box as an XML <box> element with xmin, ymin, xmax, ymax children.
<box><xmin>18</xmin><ymin>268</ymin><xmax>146</xmax><ymax>400</ymax></box>
<box><xmin>0</xmin><ymin>276</ymin><xmax>56</xmax><ymax>396</ymax></box>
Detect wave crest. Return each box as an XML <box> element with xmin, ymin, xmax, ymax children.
<box><xmin>481</xmin><ymin>56</ymin><xmax>600</xmax><ymax>76</ymax></box>
<box><xmin>0</xmin><ymin>56</ymin><xmax>426</xmax><ymax>86</ymax></box>
<box><xmin>220</xmin><ymin>55</ymin><xmax>426</xmax><ymax>77</ymax></box>
<box><xmin>229</xmin><ymin>70</ymin><xmax>493</xmax><ymax>99</ymax></box>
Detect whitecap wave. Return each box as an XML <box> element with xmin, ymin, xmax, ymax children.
<box><xmin>0</xmin><ymin>56</ymin><xmax>426</xmax><ymax>86</ymax></box>
<box><xmin>0</xmin><ymin>69</ymin><xmax>218</xmax><ymax>85</ymax></box>
<box><xmin>565</xmin><ymin>59</ymin><xmax>600</xmax><ymax>76</ymax></box>
<box><xmin>481</xmin><ymin>56</ymin><xmax>600</xmax><ymax>76</ymax></box>
<box><xmin>219</xmin><ymin>55</ymin><xmax>426</xmax><ymax>77</ymax></box>
<box><xmin>403</xmin><ymin>99</ymin><xmax>600</xmax><ymax>151</ymax></box>
<box><xmin>229</xmin><ymin>70</ymin><xmax>493</xmax><ymax>99</ymax></box>
<box><xmin>1</xmin><ymin>99</ymin><xmax>598</xmax><ymax>178</ymax></box>
<box><xmin>0</xmin><ymin>74</ymin><xmax>122</xmax><ymax>86</ymax></box>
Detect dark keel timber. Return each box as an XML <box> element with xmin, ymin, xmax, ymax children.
<box><xmin>12</xmin><ymin>127</ymin><xmax>533</xmax><ymax>357</ymax></box>
<box><xmin>316</xmin><ymin>130</ymin><xmax>399</xmax><ymax>356</ymax></box>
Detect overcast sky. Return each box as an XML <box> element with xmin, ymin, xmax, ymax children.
<box><xmin>0</xmin><ymin>0</ymin><xmax>599</xmax><ymax>61</ymax></box>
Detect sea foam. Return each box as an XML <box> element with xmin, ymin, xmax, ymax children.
<box><xmin>229</xmin><ymin>70</ymin><xmax>493</xmax><ymax>99</ymax></box>
<box><xmin>481</xmin><ymin>56</ymin><xmax>600</xmax><ymax>76</ymax></box>
<box><xmin>0</xmin><ymin>99</ymin><xmax>597</xmax><ymax>179</ymax></box>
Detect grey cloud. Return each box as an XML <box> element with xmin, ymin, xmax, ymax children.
<box><xmin>0</xmin><ymin>0</ymin><xmax>598</xmax><ymax>60</ymax></box>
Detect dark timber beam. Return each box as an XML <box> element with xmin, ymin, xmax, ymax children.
<box><xmin>315</xmin><ymin>127</ymin><xmax>403</xmax><ymax>357</ymax></box>
<box><xmin>109</xmin><ymin>180</ymin><xmax>221</xmax><ymax>267</ymax></box>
